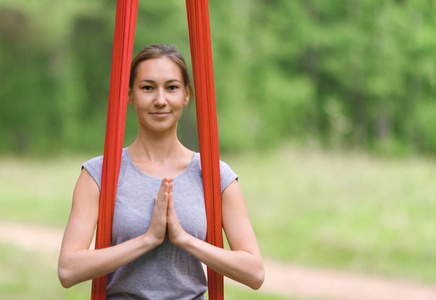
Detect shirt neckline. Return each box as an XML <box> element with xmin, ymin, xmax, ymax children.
<box><xmin>123</xmin><ymin>147</ymin><xmax>197</xmax><ymax>182</ymax></box>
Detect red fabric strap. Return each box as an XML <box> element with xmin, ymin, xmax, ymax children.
<box><xmin>92</xmin><ymin>1</ymin><xmax>223</xmax><ymax>298</ymax></box>
<box><xmin>91</xmin><ymin>1</ymin><xmax>138</xmax><ymax>299</ymax></box>
<box><xmin>186</xmin><ymin>1</ymin><xmax>224</xmax><ymax>299</ymax></box>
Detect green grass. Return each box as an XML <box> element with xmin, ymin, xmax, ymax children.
<box><xmin>0</xmin><ymin>154</ymin><xmax>294</xmax><ymax>299</ymax></box>
<box><xmin>0</xmin><ymin>244</ymin><xmax>293</xmax><ymax>299</ymax></box>
<box><xmin>223</xmin><ymin>286</ymin><xmax>293</xmax><ymax>300</ymax></box>
<box><xmin>225</xmin><ymin>144</ymin><xmax>436</xmax><ymax>283</ymax></box>
<box><xmin>1</xmin><ymin>144</ymin><xmax>436</xmax><ymax>298</ymax></box>
<box><xmin>0</xmin><ymin>244</ymin><xmax>90</xmax><ymax>300</ymax></box>
<box><xmin>0</xmin><ymin>155</ymin><xmax>85</xmax><ymax>227</ymax></box>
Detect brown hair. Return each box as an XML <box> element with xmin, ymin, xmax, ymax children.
<box><xmin>129</xmin><ymin>44</ymin><xmax>193</xmax><ymax>99</ymax></box>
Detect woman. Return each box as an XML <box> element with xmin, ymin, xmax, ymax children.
<box><xmin>58</xmin><ymin>44</ymin><xmax>264</xmax><ymax>299</ymax></box>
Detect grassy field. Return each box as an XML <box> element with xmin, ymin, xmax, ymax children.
<box><xmin>226</xmin><ymin>144</ymin><xmax>436</xmax><ymax>283</ymax></box>
<box><xmin>0</xmin><ymin>243</ymin><xmax>291</xmax><ymax>300</ymax></box>
<box><xmin>1</xmin><ymin>144</ymin><xmax>436</xmax><ymax>298</ymax></box>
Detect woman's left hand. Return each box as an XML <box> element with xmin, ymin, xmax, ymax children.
<box><xmin>167</xmin><ymin>184</ymin><xmax>188</xmax><ymax>246</ymax></box>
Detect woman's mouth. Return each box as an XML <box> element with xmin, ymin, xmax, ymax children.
<box><xmin>150</xmin><ymin>112</ymin><xmax>170</xmax><ymax>117</ymax></box>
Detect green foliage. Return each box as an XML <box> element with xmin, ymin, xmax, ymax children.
<box><xmin>1</xmin><ymin>0</ymin><xmax>436</xmax><ymax>154</ymax></box>
<box><xmin>2</xmin><ymin>148</ymin><xmax>436</xmax><ymax>284</ymax></box>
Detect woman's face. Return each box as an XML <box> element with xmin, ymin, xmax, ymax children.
<box><xmin>129</xmin><ymin>57</ymin><xmax>189</xmax><ymax>134</ymax></box>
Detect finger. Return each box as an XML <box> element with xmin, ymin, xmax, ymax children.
<box><xmin>156</xmin><ymin>180</ymin><xmax>166</xmax><ymax>199</ymax></box>
<box><xmin>154</xmin><ymin>196</ymin><xmax>162</xmax><ymax>213</ymax></box>
<box><xmin>167</xmin><ymin>192</ymin><xmax>173</xmax><ymax>218</ymax></box>
<box><xmin>166</xmin><ymin>178</ymin><xmax>173</xmax><ymax>188</ymax></box>
<box><xmin>163</xmin><ymin>178</ymin><xmax>172</xmax><ymax>194</ymax></box>
<box><xmin>169</xmin><ymin>181</ymin><xmax>173</xmax><ymax>194</ymax></box>
<box><xmin>169</xmin><ymin>192</ymin><xmax>177</xmax><ymax>216</ymax></box>
<box><xmin>155</xmin><ymin>193</ymin><xmax>168</xmax><ymax>212</ymax></box>
<box><xmin>161</xmin><ymin>192</ymin><xmax>169</xmax><ymax>210</ymax></box>
<box><xmin>165</xmin><ymin>180</ymin><xmax>171</xmax><ymax>194</ymax></box>
<box><xmin>157</xmin><ymin>179</ymin><xmax>169</xmax><ymax>200</ymax></box>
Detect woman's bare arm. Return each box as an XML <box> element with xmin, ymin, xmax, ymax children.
<box><xmin>167</xmin><ymin>180</ymin><xmax>265</xmax><ymax>289</ymax></box>
<box><xmin>57</xmin><ymin>170</ymin><xmax>171</xmax><ymax>288</ymax></box>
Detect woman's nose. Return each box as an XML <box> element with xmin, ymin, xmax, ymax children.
<box><xmin>154</xmin><ymin>89</ymin><xmax>166</xmax><ymax>106</ymax></box>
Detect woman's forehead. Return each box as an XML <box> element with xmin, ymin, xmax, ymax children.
<box><xmin>136</xmin><ymin>57</ymin><xmax>183</xmax><ymax>80</ymax></box>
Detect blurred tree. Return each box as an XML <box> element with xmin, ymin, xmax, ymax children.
<box><xmin>1</xmin><ymin>0</ymin><xmax>436</xmax><ymax>155</ymax></box>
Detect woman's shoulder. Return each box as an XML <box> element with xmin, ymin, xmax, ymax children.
<box><xmin>83</xmin><ymin>154</ymin><xmax>104</xmax><ymax>167</ymax></box>
<box><xmin>82</xmin><ymin>148</ymin><xmax>130</xmax><ymax>168</ymax></box>
<box><xmin>81</xmin><ymin>154</ymin><xmax>104</xmax><ymax>189</ymax></box>
<box><xmin>82</xmin><ymin>154</ymin><xmax>103</xmax><ymax>173</ymax></box>
<box><xmin>193</xmin><ymin>152</ymin><xmax>233</xmax><ymax>171</ymax></box>
<box><xmin>218</xmin><ymin>159</ymin><xmax>238</xmax><ymax>191</ymax></box>
<box><xmin>81</xmin><ymin>148</ymin><xmax>130</xmax><ymax>189</ymax></box>
<box><xmin>192</xmin><ymin>152</ymin><xmax>238</xmax><ymax>192</ymax></box>
<box><xmin>191</xmin><ymin>152</ymin><xmax>232</xmax><ymax>169</ymax></box>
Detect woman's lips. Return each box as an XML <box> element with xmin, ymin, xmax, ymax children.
<box><xmin>150</xmin><ymin>112</ymin><xmax>170</xmax><ymax>117</ymax></box>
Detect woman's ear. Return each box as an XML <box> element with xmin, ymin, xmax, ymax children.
<box><xmin>183</xmin><ymin>90</ymin><xmax>190</xmax><ymax>107</ymax></box>
<box><xmin>128</xmin><ymin>89</ymin><xmax>134</xmax><ymax>106</ymax></box>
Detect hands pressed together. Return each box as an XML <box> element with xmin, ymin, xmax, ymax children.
<box><xmin>147</xmin><ymin>178</ymin><xmax>187</xmax><ymax>248</ymax></box>
<box><xmin>59</xmin><ymin>170</ymin><xmax>264</xmax><ymax>289</ymax></box>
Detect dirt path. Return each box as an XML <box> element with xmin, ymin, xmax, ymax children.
<box><xmin>1</xmin><ymin>221</ymin><xmax>436</xmax><ymax>300</ymax></box>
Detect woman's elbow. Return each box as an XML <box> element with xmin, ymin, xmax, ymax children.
<box><xmin>58</xmin><ymin>264</ymin><xmax>75</xmax><ymax>288</ymax></box>
<box><xmin>248</xmin><ymin>261</ymin><xmax>265</xmax><ymax>290</ymax></box>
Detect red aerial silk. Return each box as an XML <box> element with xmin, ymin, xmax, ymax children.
<box><xmin>186</xmin><ymin>0</ymin><xmax>224</xmax><ymax>299</ymax></box>
<box><xmin>92</xmin><ymin>0</ymin><xmax>223</xmax><ymax>299</ymax></box>
<box><xmin>91</xmin><ymin>0</ymin><xmax>138</xmax><ymax>299</ymax></box>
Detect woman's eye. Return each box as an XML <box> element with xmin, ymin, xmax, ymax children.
<box><xmin>142</xmin><ymin>86</ymin><xmax>153</xmax><ymax>91</ymax></box>
<box><xmin>168</xmin><ymin>85</ymin><xmax>178</xmax><ymax>91</ymax></box>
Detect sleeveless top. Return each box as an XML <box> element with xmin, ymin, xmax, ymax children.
<box><xmin>82</xmin><ymin>148</ymin><xmax>238</xmax><ymax>300</ymax></box>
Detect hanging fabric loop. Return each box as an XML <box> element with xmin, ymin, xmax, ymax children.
<box><xmin>92</xmin><ymin>0</ymin><xmax>223</xmax><ymax>299</ymax></box>
<box><xmin>186</xmin><ymin>0</ymin><xmax>224</xmax><ymax>299</ymax></box>
<box><xmin>91</xmin><ymin>1</ymin><xmax>138</xmax><ymax>299</ymax></box>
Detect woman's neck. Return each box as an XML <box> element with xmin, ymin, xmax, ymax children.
<box><xmin>128</xmin><ymin>127</ymin><xmax>187</xmax><ymax>164</ymax></box>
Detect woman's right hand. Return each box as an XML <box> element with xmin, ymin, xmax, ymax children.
<box><xmin>59</xmin><ymin>172</ymin><xmax>177</xmax><ymax>288</ymax></box>
<box><xmin>59</xmin><ymin>170</ymin><xmax>174</xmax><ymax>288</ymax></box>
<box><xmin>145</xmin><ymin>178</ymin><xmax>173</xmax><ymax>246</ymax></box>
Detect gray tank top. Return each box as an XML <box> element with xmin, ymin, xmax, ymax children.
<box><xmin>82</xmin><ymin>148</ymin><xmax>237</xmax><ymax>300</ymax></box>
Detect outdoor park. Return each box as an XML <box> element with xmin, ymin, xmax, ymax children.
<box><xmin>1</xmin><ymin>0</ymin><xmax>436</xmax><ymax>299</ymax></box>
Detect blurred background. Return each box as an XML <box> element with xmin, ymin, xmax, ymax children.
<box><xmin>1</xmin><ymin>0</ymin><xmax>436</xmax><ymax>299</ymax></box>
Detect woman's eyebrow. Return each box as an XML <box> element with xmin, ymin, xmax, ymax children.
<box><xmin>166</xmin><ymin>79</ymin><xmax>182</xmax><ymax>83</ymax></box>
<box><xmin>138</xmin><ymin>79</ymin><xmax>181</xmax><ymax>84</ymax></box>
